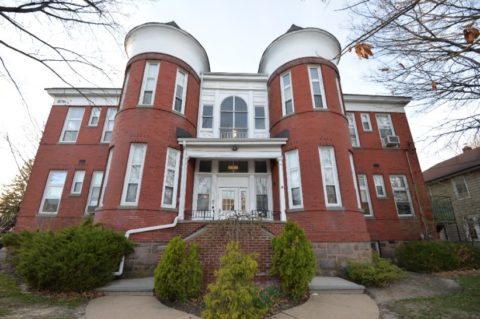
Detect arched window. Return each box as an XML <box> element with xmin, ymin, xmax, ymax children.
<box><xmin>220</xmin><ymin>96</ymin><xmax>248</xmax><ymax>138</ymax></box>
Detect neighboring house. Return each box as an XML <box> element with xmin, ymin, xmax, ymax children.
<box><xmin>424</xmin><ymin>146</ymin><xmax>480</xmax><ymax>246</ymax></box>
<box><xmin>15</xmin><ymin>22</ymin><xmax>432</xmax><ymax>279</ymax></box>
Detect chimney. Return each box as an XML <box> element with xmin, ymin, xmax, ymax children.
<box><xmin>463</xmin><ymin>144</ymin><xmax>472</xmax><ymax>153</ymax></box>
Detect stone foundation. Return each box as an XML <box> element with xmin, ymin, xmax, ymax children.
<box><xmin>122</xmin><ymin>242</ymin><xmax>160</xmax><ymax>278</ymax></box>
<box><xmin>378</xmin><ymin>240</ymin><xmax>409</xmax><ymax>259</ymax></box>
<box><xmin>313</xmin><ymin>242</ymin><xmax>372</xmax><ymax>276</ymax></box>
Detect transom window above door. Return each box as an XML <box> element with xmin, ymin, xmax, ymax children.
<box><xmin>218</xmin><ymin>161</ymin><xmax>248</xmax><ymax>173</ymax></box>
<box><xmin>220</xmin><ymin>96</ymin><xmax>248</xmax><ymax>138</ymax></box>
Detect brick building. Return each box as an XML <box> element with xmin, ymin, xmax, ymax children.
<box><xmin>16</xmin><ymin>22</ymin><xmax>432</xmax><ymax>279</ymax></box>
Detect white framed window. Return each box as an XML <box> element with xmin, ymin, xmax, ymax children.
<box><xmin>335</xmin><ymin>75</ymin><xmax>345</xmax><ymax>114</ymax></box>
<box><xmin>319</xmin><ymin>147</ymin><xmax>342</xmax><ymax>207</ymax></box>
<box><xmin>60</xmin><ymin>107</ymin><xmax>85</xmax><ymax>142</ymax></box>
<box><xmin>452</xmin><ymin>176</ymin><xmax>470</xmax><ymax>200</ymax></box>
<box><xmin>360</xmin><ymin>113</ymin><xmax>372</xmax><ymax>131</ymax></box>
<box><xmin>39</xmin><ymin>171</ymin><xmax>67</xmax><ymax>214</ymax></box>
<box><xmin>70</xmin><ymin>170</ymin><xmax>85</xmax><ymax>194</ymax></box>
<box><xmin>358</xmin><ymin>175</ymin><xmax>373</xmax><ymax>216</ymax></box>
<box><xmin>256</xmin><ymin>178</ymin><xmax>269</xmax><ymax>211</ymax></box>
<box><xmin>308</xmin><ymin>65</ymin><xmax>327</xmax><ymax>109</ymax></box>
<box><xmin>162</xmin><ymin>148</ymin><xmax>181</xmax><ymax>208</ymax></box>
<box><xmin>347</xmin><ymin>113</ymin><xmax>360</xmax><ymax>147</ymax></box>
<box><xmin>173</xmin><ymin>68</ymin><xmax>188</xmax><ymax>113</ymax></box>
<box><xmin>99</xmin><ymin>148</ymin><xmax>113</xmax><ymax>207</ymax></box>
<box><xmin>101</xmin><ymin>108</ymin><xmax>117</xmax><ymax>143</ymax></box>
<box><xmin>285</xmin><ymin>150</ymin><xmax>303</xmax><ymax>208</ymax></box>
<box><xmin>255</xmin><ymin>106</ymin><xmax>266</xmax><ymax>130</ymax></box>
<box><xmin>280</xmin><ymin>71</ymin><xmax>294</xmax><ymax>116</ymax></box>
<box><xmin>119</xmin><ymin>69</ymin><xmax>130</xmax><ymax>110</ymax></box>
<box><xmin>85</xmin><ymin>171</ymin><xmax>103</xmax><ymax>214</ymax></box>
<box><xmin>465</xmin><ymin>215</ymin><xmax>480</xmax><ymax>241</ymax></box>
<box><xmin>139</xmin><ymin>61</ymin><xmax>160</xmax><ymax>105</ymax></box>
<box><xmin>373</xmin><ymin>175</ymin><xmax>387</xmax><ymax>198</ymax></box>
<box><xmin>121</xmin><ymin>144</ymin><xmax>147</xmax><ymax>206</ymax></box>
<box><xmin>376</xmin><ymin>114</ymin><xmax>396</xmax><ymax>147</ymax></box>
<box><xmin>390</xmin><ymin>175</ymin><xmax>414</xmax><ymax>216</ymax></box>
<box><xmin>88</xmin><ymin>107</ymin><xmax>101</xmax><ymax>126</ymax></box>
<box><xmin>202</xmin><ymin>105</ymin><xmax>213</xmax><ymax>129</ymax></box>
<box><xmin>196</xmin><ymin>177</ymin><xmax>211</xmax><ymax>211</ymax></box>
<box><xmin>349</xmin><ymin>153</ymin><xmax>361</xmax><ymax>209</ymax></box>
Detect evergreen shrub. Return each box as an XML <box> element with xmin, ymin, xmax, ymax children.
<box><xmin>346</xmin><ymin>252</ymin><xmax>407</xmax><ymax>287</ymax></box>
<box><xmin>202</xmin><ymin>241</ymin><xmax>269</xmax><ymax>319</ymax></box>
<box><xmin>269</xmin><ymin>218</ymin><xmax>316</xmax><ymax>299</ymax></box>
<box><xmin>2</xmin><ymin>218</ymin><xmax>134</xmax><ymax>292</ymax></box>
<box><xmin>154</xmin><ymin>236</ymin><xmax>203</xmax><ymax>302</ymax></box>
<box><xmin>395</xmin><ymin>240</ymin><xmax>480</xmax><ymax>273</ymax></box>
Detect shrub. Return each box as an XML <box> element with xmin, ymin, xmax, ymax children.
<box><xmin>154</xmin><ymin>236</ymin><xmax>203</xmax><ymax>302</ymax></box>
<box><xmin>269</xmin><ymin>218</ymin><xmax>316</xmax><ymax>298</ymax></box>
<box><xmin>202</xmin><ymin>241</ymin><xmax>269</xmax><ymax>319</ymax></box>
<box><xmin>346</xmin><ymin>252</ymin><xmax>407</xmax><ymax>287</ymax></box>
<box><xmin>251</xmin><ymin>283</ymin><xmax>283</xmax><ymax>310</ymax></box>
<box><xmin>2</xmin><ymin>217</ymin><xmax>134</xmax><ymax>293</ymax></box>
<box><xmin>395</xmin><ymin>240</ymin><xmax>480</xmax><ymax>273</ymax></box>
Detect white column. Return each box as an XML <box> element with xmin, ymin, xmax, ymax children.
<box><xmin>178</xmin><ymin>142</ymin><xmax>189</xmax><ymax>220</ymax></box>
<box><xmin>277</xmin><ymin>157</ymin><xmax>287</xmax><ymax>221</ymax></box>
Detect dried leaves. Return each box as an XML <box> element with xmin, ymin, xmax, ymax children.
<box><xmin>463</xmin><ymin>23</ymin><xmax>479</xmax><ymax>44</ymax></box>
<box><xmin>353</xmin><ymin>43</ymin><xmax>374</xmax><ymax>59</ymax></box>
<box><xmin>431</xmin><ymin>80</ymin><xmax>437</xmax><ymax>91</ymax></box>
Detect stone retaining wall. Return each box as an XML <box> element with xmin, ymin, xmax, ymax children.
<box><xmin>313</xmin><ymin>242</ymin><xmax>372</xmax><ymax>276</ymax></box>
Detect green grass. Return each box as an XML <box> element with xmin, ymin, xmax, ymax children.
<box><xmin>392</xmin><ymin>276</ymin><xmax>480</xmax><ymax>319</ymax></box>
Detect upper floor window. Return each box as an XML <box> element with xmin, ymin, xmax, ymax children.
<box><xmin>100</xmin><ymin>148</ymin><xmax>113</xmax><ymax>207</ymax></box>
<box><xmin>60</xmin><ymin>107</ymin><xmax>84</xmax><ymax>142</ymax></box>
<box><xmin>173</xmin><ymin>68</ymin><xmax>188</xmax><ymax>113</ymax></box>
<box><xmin>286</xmin><ymin>150</ymin><xmax>303</xmax><ymax>208</ymax></box>
<box><xmin>452</xmin><ymin>176</ymin><xmax>470</xmax><ymax>200</ymax></box>
<box><xmin>358</xmin><ymin>175</ymin><xmax>373</xmax><ymax>216</ymax></box>
<box><xmin>101</xmin><ymin>108</ymin><xmax>117</xmax><ymax>143</ymax></box>
<box><xmin>280</xmin><ymin>71</ymin><xmax>294</xmax><ymax>116</ymax></box>
<box><xmin>308</xmin><ymin>66</ymin><xmax>327</xmax><ymax>109</ymax></box>
<box><xmin>373</xmin><ymin>174</ymin><xmax>387</xmax><ymax>198</ymax></box>
<box><xmin>139</xmin><ymin>61</ymin><xmax>160</xmax><ymax>105</ymax></box>
<box><xmin>361</xmin><ymin>113</ymin><xmax>372</xmax><ymax>131</ymax></box>
<box><xmin>347</xmin><ymin>113</ymin><xmax>360</xmax><ymax>147</ymax></box>
<box><xmin>349</xmin><ymin>153</ymin><xmax>361</xmax><ymax>209</ymax></box>
<box><xmin>162</xmin><ymin>148</ymin><xmax>180</xmax><ymax>208</ymax></box>
<box><xmin>119</xmin><ymin>70</ymin><xmax>130</xmax><ymax>110</ymax></box>
<box><xmin>70</xmin><ymin>170</ymin><xmax>85</xmax><ymax>194</ymax></box>
<box><xmin>335</xmin><ymin>74</ymin><xmax>345</xmax><ymax>114</ymax></box>
<box><xmin>255</xmin><ymin>106</ymin><xmax>266</xmax><ymax>130</ymax></box>
<box><xmin>39</xmin><ymin>171</ymin><xmax>67</xmax><ymax>214</ymax></box>
<box><xmin>390</xmin><ymin>175</ymin><xmax>414</xmax><ymax>216</ymax></box>
<box><xmin>86</xmin><ymin>171</ymin><xmax>103</xmax><ymax>214</ymax></box>
<box><xmin>319</xmin><ymin>147</ymin><xmax>341</xmax><ymax>206</ymax></box>
<box><xmin>88</xmin><ymin>108</ymin><xmax>101</xmax><ymax>126</ymax></box>
<box><xmin>220</xmin><ymin>96</ymin><xmax>248</xmax><ymax>138</ymax></box>
<box><xmin>202</xmin><ymin>105</ymin><xmax>213</xmax><ymax>129</ymax></box>
<box><xmin>121</xmin><ymin>144</ymin><xmax>147</xmax><ymax>206</ymax></box>
<box><xmin>376</xmin><ymin>114</ymin><xmax>396</xmax><ymax>147</ymax></box>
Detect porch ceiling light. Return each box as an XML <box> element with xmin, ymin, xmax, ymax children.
<box><xmin>232</xmin><ymin>145</ymin><xmax>238</xmax><ymax>151</ymax></box>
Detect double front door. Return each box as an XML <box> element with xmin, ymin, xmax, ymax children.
<box><xmin>218</xmin><ymin>187</ymin><xmax>247</xmax><ymax>218</ymax></box>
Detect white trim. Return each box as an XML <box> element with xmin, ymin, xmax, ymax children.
<box><xmin>172</xmin><ymin>68</ymin><xmax>188</xmax><ymax>114</ymax></box>
<box><xmin>277</xmin><ymin>157</ymin><xmax>286</xmax><ymax>221</ymax></box>
<box><xmin>389</xmin><ymin>175</ymin><xmax>415</xmax><ymax>216</ymax></box>
<box><xmin>347</xmin><ymin>112</ymin><xmax>360</xmax><ymax>147</ymax></box>
<box><xmin>349</xmin><ymin>153</ymin><xmax>361</xmax><ymax>209</ymax></box>
<box><xmin>319</xmin><ymin>147</ymin><xmax>342</xmax><ymax>207</ymax></box>
<box><xmin>70</xmin><ymin>170</ymin><xmax>85</xmax><ymax>194</ymax></box>
<box><xmin>373</xmin><ymin>174</ymin><xmax>387</xmax><ymax>198</ymax></box>
<box><xmin>280</xmin><ymin>70</ymin><xmax>294</xmax><ymax>116</ymax></box>
<box><xmin>138</xmin><ymin>61</ymin><xmax>160</xmax><ymax>105</ymax></box>
<box><xmin>46</xmin><ymin>88</ymin><xmax>120</xmax><ymax>106</ymax></box>
<box><xmin>285</xmin><ymin>150</ymin><xmax>304</xmax><ymax>209</ymax></box>
<box><xmin>308</xmin><ymin>65</ymin><xmax>327</xmax><ymax>109</ymax></box>
<box><xmin>88</xmin><ymin>107</ymin><xmax>101</xmax><ymax>127</ymax></box>
<box><xmin>161</xmin><ymin>148</ymin><xmax>181</xmax><ymax>209</ymax></box>
<box><xmin>100</xmin><ymin>148</ymin><xmax>114</xmax><ymax>207</ymax></box>
<box><xmin>119</xmin><ymin>70</ymin><xmax>130</xmax><ymax>110</ymax></box>
<box><xmin>85</xmin><ymin>171</ymin><xmax>103</xmax><ymax>214</ymax></box>
<box><xmin>59</xmin><ymin>107</ymin><xmax>85</xmax><ymax>143</ymax></box>
<box><xmin>202</xmin><ymin>104</ymin><xmax>214</xmax><ymax>129</ymax></box>
<box><xmin>360</xmin><ymin>113</ymin><xmax>373</xmax><ymax>132</ymax></box>
<box><xmin>375</xmin><ymin>113</ymin><xmax>396</xmax><ymax>147</ymax></box>
<box><xmin>39</xmin><ymin>170</ymin><xmax>67</xmax><ymax>214</ymax></box>
<box><xmin>121</xmin><ymin>144</ymin><xmax>147</xmax><ymax>206</ymax></box>
<box><xmin>451</xmin><ymin>175</ymin><xmax>471</xmax><ymax>200</ymax></box>
<box><xmin>101</xmin><ymin>108</ymin><xmax>117</xmax><ymax>143</ymax></box>
<box><xmin>335</xmin><ymin>76</ymin><xmax>345</xmax><ymax>114</ymax></box>
<box><xmin>465</xmin><ymin>215</ymin><xmax>480</xmax><ymax>241</ymax></box>
<box><xmin>358</xmin><ymin>174</ymin><xmax>374</xmax><ymax>217</ymax></box>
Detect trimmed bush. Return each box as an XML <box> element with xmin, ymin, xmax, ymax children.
<box><xmin>2</xmin><ymin>218</ymin><xmax>134</xmax><ymax>292</ymax></box>
<box><xmin>202</xmin><ymin>241</ymin><xmax>269</xmax><ymax>319</ymax></box>
<box><xmin>395</xmin><ymin>240</ymin><xmax>480</xmax><ymax>273</ymax></box>
<box><xmin>346</xmin><ymin>252</ymin><xmax>407</xmax><ymax>287</ymax></box>
<box><xmin>154</xmin><ymin>236</ymin><xmax>203</xmax><ymax>302</ymax></box>
<box><xmin>269</xmin><ymin>218</ymin><xmax>316</xmax><ymax>299</ymax></box>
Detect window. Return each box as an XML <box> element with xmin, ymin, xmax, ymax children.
<box><xmin>219</xmin><ymin>161</ymin><xmax>248</xmax><ymax>173</ymax></box>
<box><xmin>347</xmin><ymin>113</ymin><xmax>360</xmax><ymax>147</ymax></box>
<box><xmin>70</xmin><ymin>171</ymin><xmax>85</xmax><ymax>194</ymax></box>
<box><xmin>139</xmin><ymin>61</ymin><xmax>160</xmax><ymax>105</ymax></box>
<box><xmin>285</xmin><ymin>150</ymin><xmax>303</xmax><ymax>208</ymax></box>
<box><xmin>255</xmin><ymin>161</ymin><xmax>267</xmax><ymax>173</ymax></box>
<box><xmin>256</xmin><ymin>178</ymin><xmax>268</xmax><ymax>211</ymax></box>
<box><xmin>85</xmin><ymin>171</ymin><xmax>103</xmax><ymax>214</ymax></box>
<box><xmin>162</xmin><ymin>148</ymin><xmax>180</xmax><ymax>207</ymax></box>
<box><xmin>361</xmin><ymin>113</ymin><xmax>372</xmax><ymax>131</ymax></box>
<box><xmin>39</xmin><ymin>171</ymin><xmax>67</xmax><ymax>214</ymax></box>
<box><xmin>452</xmin><ymin>176</ymin><xmax>470</xmax><ymax>200</ymax></box>
<box><xmin>390</xmin><ymin>175</ymin><xmax>414</xmax><ymax>215</ymax></box>
<box><xmin>335</xmin><ymin>75</ymin><xmax>345</xmax><ymax>114</ymax></box>
<box><xmin>100</xmin><ymin>148</ymin><xmax>113</xmax><ymax>207</ymax></box>
<box><xmin>280</xmin><ymin>71</ymin><xmax>294</xmax><ymax>116</ymax></box>
<box><xmin>358</xmin><ymin>175</ymin><xmax>373</xmax><ymax>216</ymax></box>
<box><xmin>199</xmin><ymin>160</ymin><xmax>212</xmax><ymax>173</ymax></box>
<box><xmin>308</xmin><ymin>66</ymin><xmax>326</xmax><ymax>109</ymax></box>
<box><xmin>101</xmin><ymin>108</ymin><xmax>117</xmax><ymax>143</ymax></box>
<box><xmin>373</xmin><ymin>175</ymin><xmax>387</xmax><ymax>198</ymax></box>
<box><xmin>60</xmin><ymin>108</ymin><xmax>85</xmax><ymax>142</ymax></box>
<box><xmin>88</xmin><ymin>108</ymin><xmax>101</xmax><ymax>126</ymax></box>
<box><xmin>196</xmin><ymin>177</ymin><xmax>211</xmax><ymax>211</ymax></box>
<box><xmin>119</xmin><ymin>70</ymin><xmax>130</xmax><ymax>110</ymax></box>
<box><xmin>465</xmin><ymin>216</ymin><xmax>480</xmax><ymax>241</ymax></box>
<box><xmin>202</xmin><ymin>105</ymin><xmax>213</xmax><ymax>129</ymax></box>
<box><xmin>319</xmin><ymin>147</ymin><xmax>341</xmax><ymax>206</ymax></box>
<box><xmin>121</xmin><ymin>144</ymin><xmax>147</xmax><ymax>205</ymax></box>
<box><xmin>220</xmin><ymin>96</ymin><xmax>248</xmax><ymax>138</ymax></box>
<box><xmin>349</xmin><ymin>153</ymin><xmax>361</xmax><ymax>209</ymax></box>
<box><xmin>255</xmin><ymin>106</ymin><xmax>266</xmax><ymax>130</ymax></box>
<box><xmin>173</xmin><ymin>68</ymin><xmax>188</xmax><ymax>113</ymax></box>
<box><xmin>376</xmin><ymin>114</ymin><xmax>396</xmax><ymax>147</ymax></box>
<box><xmin>370</xmin><ymin>242</ymin><xmax>380</xmax><ymax>255</ymax></box>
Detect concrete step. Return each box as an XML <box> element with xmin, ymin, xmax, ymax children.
<box><xmin>95</xmin><ymin>277</ymin><xmax>155</xmax><ymax>296</ymax></box>
<box><xmin>309</xmin><ymin>276</ymin><xmax>365</xmax><ymax>294</ymax></box>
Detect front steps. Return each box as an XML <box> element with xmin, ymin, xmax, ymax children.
<box><xmin>95</xmin><ymin>277</ymin><xmax>155</xmax><ymax>296</ymax></box>
<box><xmin>309</xmin><ymin>277</ymin><xmax>365</xmax><ymax>294</ymax></box>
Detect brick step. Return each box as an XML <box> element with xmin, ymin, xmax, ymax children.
<box><xmin>309</xmin><ymin>277</ymin><xmax>365</xmax><ymax>294</ymax></box>
<box><xmin>95</xmin><ymin>277</ymin><xmax>155</xmax><ymax>296</ymax></box>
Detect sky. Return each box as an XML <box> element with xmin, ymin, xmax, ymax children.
<box><xmin>0</xmin><ymin>0</ymin><xmax>464</xmax><ymax>187</ymax></box>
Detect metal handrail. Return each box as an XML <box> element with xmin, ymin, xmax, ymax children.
<box><xmin>184</xmin><ymin>210</ymin><xmax>280</xmax><ymax>221</ymax></box>
<box><xmin>184</xmin><ymin>210</ymin><xmax>215</xmax><ymax>221</ymax></box>
<box><xmin>0</xmin><ymin>201</ymin><xmax>22</xmax><ymax>233</ymax></box>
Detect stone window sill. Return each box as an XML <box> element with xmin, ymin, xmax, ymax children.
<box><xmin>363</xmin><ymin>131</ymin><xmax>375</xmax><ymax>133</ymax></box>
<box><xmin>85</xmin><ymin>125</ymin><xmax>98</xmax><ymax>128</ymax></box>
<box><xmin>313</xmin><ymin>108</ymin><xmax>329</xmax><ymax>112</ymax></box>
<box><xmin>117</xmin><ymin>205</ymin><xmax>138</xmax><ymax>210</ymax></box>
<box><xmin>67</xmin><ymin>193</ymin><xmax>81</xmax><ymax>197</ymax></box>
<box><xmin>398</xmin><ymin>215</ymin><xmax>416</xmax><ymax>219</ymax></box>
<box><xmin>136</xmin><ymin>104</ymin><xmax>153</xmax><ymax>108</ymax></box>
<box><xmin>172</xmin><ymin>110</ymin><xmax>186</xmax><ymax>118</ymax></box>
<box><xmin>161</xmin><ymin>207</ymin><xmax>179</xmax><ymax>212</ymax></box>
<box><xmin>365</xmin><ymin>216</ymin><xmax>376</xmax><ymax>220</ymax></box>
<box><xmin>56</xmin><ymin>142</ymin><xmax>76</xmax><ymax>145</ymax></box>
<box><xmin>377</xmin><ymin>197</ymin><xmax>389</xmax><ymax>200</ymax></box>
<box><xmin>281</xmin><ymin>112</ymin><xmax>295</xmax><ymax>120</ymax></box>
<box><xmin>36</xmin><ymin>213</ymin><xmax>57</xmax><ymax>218</ymax></box>
<box><xmin>98</xmin><ymin>142</ymin><xmax>110</xmax><ymax>145</ymax></box>
<box><xmin>287</xmin><ymin>208</ymin><xmax>304</xmax><ymax>213</ymax></box>
<box><xmin>326</xmin><ymin>206</ymin><xmax>345</xmax><ymax>211</ymax></box>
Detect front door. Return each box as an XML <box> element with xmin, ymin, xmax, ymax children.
<box><xmin>218</xmin><ymin>187</ymin><xmax>248</xmax><ymax>219</ymax></box>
